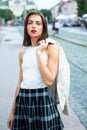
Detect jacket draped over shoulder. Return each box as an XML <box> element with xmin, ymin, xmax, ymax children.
<box><xmin>46</xmin><ymin>38</ymin><xmax>70</xmax><ymax>116</ymax></box>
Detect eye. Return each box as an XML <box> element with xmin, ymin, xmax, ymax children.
<box><xmin>27</xmin><ymin>21</ymin><xmax>32</xmax><ymax>24</ymax></box>
<box><xmin>36</xmin><ymin>21</ymin><xmax>42</xmax><ymax>25</ymax></box>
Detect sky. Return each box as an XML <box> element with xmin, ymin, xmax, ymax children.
<box><xmin>33</xmin><ymin>0</ymin><xmax>68</xmax><ymax>10</ymax></box>
<box><xmin>33</xmin><ymin>0</ymin><xmax>60</xmax><ymax>9</ymax></box>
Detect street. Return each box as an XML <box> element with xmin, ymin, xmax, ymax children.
<box><xmin>0</xmin><ymin>26</ymin><xmax>87</xmax><ymax>130</ymax></box>
<box><xmin>0</xmin><ymin>45</ymin><xmax>21</xmax><ymax>130</ymax></box>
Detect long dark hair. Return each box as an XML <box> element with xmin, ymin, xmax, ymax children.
<box><xmin>23</xmin><ymin>10</ymin><xmax>48</xmax><ymax>46</ymax></box>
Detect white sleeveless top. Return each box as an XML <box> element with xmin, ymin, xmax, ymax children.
<box><xmin>21</xmin><ymin>46</ymin><xmax>48</xmax><ymax>89</ymax></box>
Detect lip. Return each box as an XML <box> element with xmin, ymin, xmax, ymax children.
<box><xmin>31</xmin><ymin>30</ymin><xmax>37</xmax><ymax>33</ymax></box>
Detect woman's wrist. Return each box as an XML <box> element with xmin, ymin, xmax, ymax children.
<box><xmin>10</xmin><ymin>107</ymin><xmax>15</xmax><ymax>114</ymax></box>
<box><xmin>36</xmin><ymin>49</ymin><xmax>42</xmax><ymax>56</ymax></box>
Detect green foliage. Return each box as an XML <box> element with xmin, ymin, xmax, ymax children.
<box><xmin>0</xmin><ymin>9</ymin><xmax>14</xmax><ymax>22</ymax></box>
<box><xmin>24</xmin><ymin>9</ymin><xmax>52</xmax><ymax>22</ymax></box>
<box><xmin>84</xmin><ymin>2</ymin><xmax>87</xmax><ymax>12</ymax></box>
<box><xmin>76</xmin><ymin>0</ymin><xmax>87</xmax><ymax>16</ymax></box>
<box><xmin>40</xmin><ymin>9</ymin><xmax>52</xmax><ymax>21</ymax></box>
<box><xmin>26</xmin><ymin>9</ymin><xmax>38</xmax><ymax>14</ymax></box>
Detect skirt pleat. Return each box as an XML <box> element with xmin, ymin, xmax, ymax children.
<box><xmin>12</xmin><ymin>87</ymin><xmax>64</xmax><ymax>130</ymax></box>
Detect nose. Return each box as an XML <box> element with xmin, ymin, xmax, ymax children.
<box><xmin>32</xmin><ymin>22</ymin><xmax>36</xmax><ymax>28</ymax></box>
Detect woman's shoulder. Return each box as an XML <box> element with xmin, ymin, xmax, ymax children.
<box><xmin>46</xmin><ymin>38</ymin><xmax>60</xmax><ymax>48</ymax></box>
<box><xmin>19</xmin><ymin>46</ymin><xmax>27</xmax><ymax>58</ymax></box>
<box><xmin>46</xmin><ymin>38</ymin><xmax>59</xmax><ymax>52</ymax></box>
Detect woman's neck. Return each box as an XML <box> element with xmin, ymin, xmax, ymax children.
<box><xmin>31</xmin><ymin>38</ymin><xmax>38</xmax><ymax>47</ymax></box>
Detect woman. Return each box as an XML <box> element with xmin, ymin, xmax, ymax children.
<box><xmin>7</xmin><ymin>10</ymin><xmax>64</xmax><ymax>130</ymax></box>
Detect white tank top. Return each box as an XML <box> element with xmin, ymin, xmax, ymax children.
<box><xmin>21</xmin><ymin>46</ymin><xmax>48</xmax><ymax>89</ymax></box>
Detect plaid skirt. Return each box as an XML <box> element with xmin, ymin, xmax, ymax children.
<box><xmin>12</xmin><ymin>87</ymin><xmax>64</xmax><ymax>130</ymax></box>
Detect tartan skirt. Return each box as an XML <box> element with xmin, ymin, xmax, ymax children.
<box><xmin>12</xmin><ymin>87</ymin><xmax>64</xmax><ymax>130</ymax></box>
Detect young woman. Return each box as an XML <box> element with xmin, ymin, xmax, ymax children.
<box><xmin>7</xmin><ymin>10</ymin><xmax>64</xmax><ymax>130</ymax></box>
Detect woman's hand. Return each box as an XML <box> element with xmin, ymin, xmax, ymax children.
<box><xmin>37</xmin><ymin>40</ymin><xmax>48</xmax><ymax>53</ymax></box>
<box><xmin>7</xmin><ymin>113</ymin><xmax>14</xmax><ymax>129</ymax></box>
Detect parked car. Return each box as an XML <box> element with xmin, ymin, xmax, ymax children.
<box><xmin>63</xmin><ymin>19</ymin><xmax>72</xmax><ymax>27</ymax></box>
<box><xmin>14</xmin><ymin>21</ymin><xmax>20</xmax><ymax>26</ymax></box>
<box><xmin>63</xmin><ymin>19</ymin><xmax>81</xmax><ymax>27</ymax></box>
<box><xmin>71</xmin><ymin>20</ymin><xmax>81</xmax><ymax>27</ymax></box>
<box><xmin>63</xmin><ymin>21</ymin><xmax>72</xmax><ymax>27</ymax></box>
<box><xmin>7</xmin><ymin>20</ymin><xmax>14</xmax><ymax>26</ymax></box>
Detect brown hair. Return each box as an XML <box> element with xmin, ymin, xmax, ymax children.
<box><xmin>22</xmin><ymin>10</ymin><xmax>48</xmax><ymax>46</ymax></box>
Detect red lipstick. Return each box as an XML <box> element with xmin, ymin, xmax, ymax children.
<box><xmin>31</xmin><ymin>30</ymin><xmax>37</xmax><ymax>33</ymax></box>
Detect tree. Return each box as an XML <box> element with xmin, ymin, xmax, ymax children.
<box><xmin>0</xmin><ymin>9</ymin><xmax>14</xmax><ymax>22</ymax></box>
<box><xmin>76</xmin><ymin>0</ymin><xmax>87</xmax><ymax>16</ymax></box>
<box><xmin>40</xmin><ymin>9</ymin><xmax>52</xmax><ymax>22</ymax></box>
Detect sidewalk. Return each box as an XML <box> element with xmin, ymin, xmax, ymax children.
<box><xmin>49</xmin><ymin>24</ymin><xmax>87</xmax><ymax>47</ymax></box>
<box><xmin>0</xmin><ymin>26</ymin><xmax>86</xmax><ymax>130</ymax></box>
<box><xmin>0</xmin><ymin>26</ymin><xmax>23</xmax><ymax>46</ymax></box>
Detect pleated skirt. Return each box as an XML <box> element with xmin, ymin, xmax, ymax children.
<box><xmin>12</xmin><ymin>87</ymin><xmax>64</xmax><ymax>130</ymax></box>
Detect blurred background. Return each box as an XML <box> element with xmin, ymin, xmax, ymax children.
<box><xmin>0</xmin><ymin>0</ymin><xmax>87</xmax><ymax>28</ymax></box>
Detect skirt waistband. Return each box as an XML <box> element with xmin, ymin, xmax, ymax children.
<box><xmin>18</xmin><ymin>87</ymin><xmax>48</xmax><ymax>97</ymax></box>
<box><xmin>20</xmin><ymin>87</ymin><xmax>47</xmax><ymax>93</ymax></box>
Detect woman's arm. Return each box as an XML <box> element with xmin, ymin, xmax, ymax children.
<box><xmin>7</xmin><ymin>48</ymin><xmax>24</xmax><ymax>129</ymax></box>
<box><xmin>10</xmin><ymin>49</ymin><xmax>23</xmax><ymax>114</ymax></box>
<box><xmin>36</xmin><ymin>42</ymin><xmax>59</xmax><ymax>86</ymax></box>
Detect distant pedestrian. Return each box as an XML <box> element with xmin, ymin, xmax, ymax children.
<box><xmin>52</xmin><ymin>19</ymin><xmax>56</xmax><ymax>35</ymax></box>
<box><xmin>0</xmin><ymin>21</ymin><xmax>2</xmax><ymax>30</ymax></box>
<box><xmin>7</xmin><ymin>10</ymin><xmax>64</xmax><ymax>130</ymax></box>
<box><xmin>55</xmin><ymin>20</ymin><xmax>60</xmax><ymax>35</ymax></box>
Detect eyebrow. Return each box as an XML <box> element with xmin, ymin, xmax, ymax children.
<box><xmin>28</xmin><ymin>20</ymin><xmax>42</xmax><ymax>22</ymax></box>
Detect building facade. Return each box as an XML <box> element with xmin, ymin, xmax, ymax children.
<box><xmin>0</xmin><ymin>0</ymin><xmax>37</xmax><ymax>16</ymax></box>
<box><xmin>50</xmin><ymin>0</ymin><xmax>77</xmax><ymax>19</ymax></box>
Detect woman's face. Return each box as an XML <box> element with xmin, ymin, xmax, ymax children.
<box><xmin>27</xmin><ymin>14</ymin><xmax>43</xmax><ymax>39</ymax></box>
